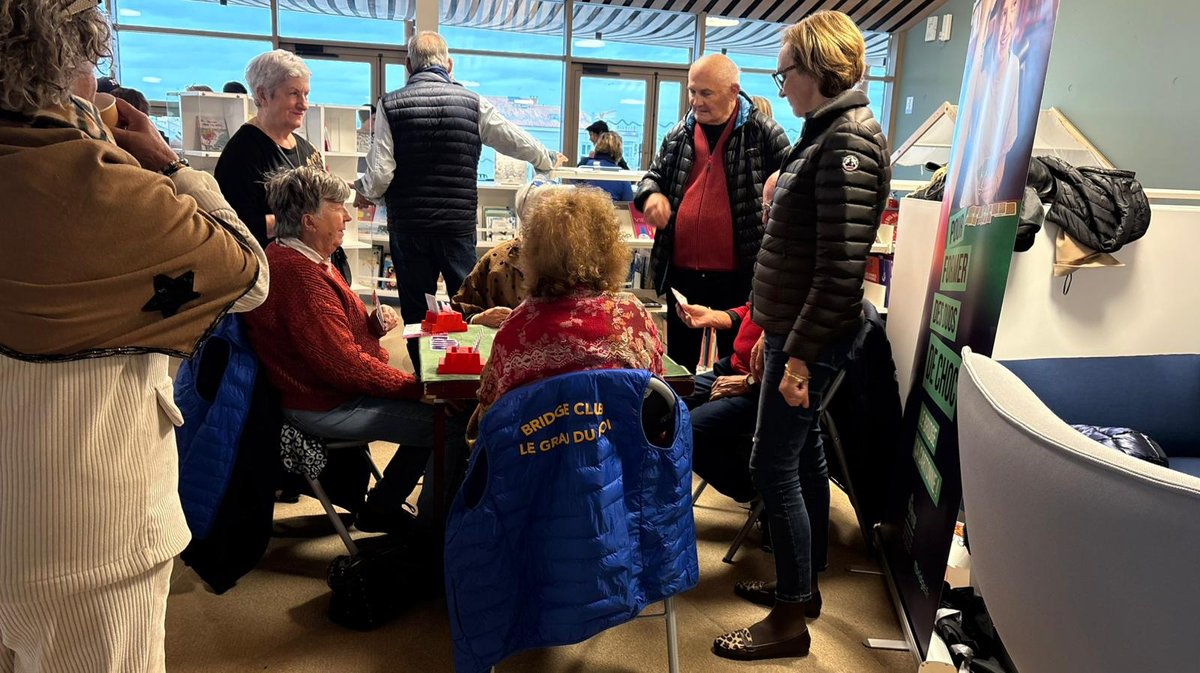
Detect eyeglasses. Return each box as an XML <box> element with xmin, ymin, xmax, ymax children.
<box><xmin>772</xmin><ymin>64</ymin><xmax>799</xmax><ymax>92</ymax></box>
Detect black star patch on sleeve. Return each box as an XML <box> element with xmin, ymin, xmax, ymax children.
<box><xmin>142</xmin><ymin>271</ymin><xmax>201</xmax><ymax>319</ymax></box>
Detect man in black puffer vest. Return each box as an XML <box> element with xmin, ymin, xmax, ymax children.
<box><xmin>634</xmin><ymin>54</ymin><xmax>790</xmax><ymax>372</ymax></box>
<box><xmin>355</xmin><ymin>32</ymin><xmax>564</xmax><ymax>362</ymax></box>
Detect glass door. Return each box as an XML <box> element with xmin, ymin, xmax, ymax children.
<box><xmin>568</xmin><ymin>64</ymin><xmax>687</xmax><ymax>171</ymax></box>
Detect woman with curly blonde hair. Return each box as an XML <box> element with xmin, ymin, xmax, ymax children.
<box><xmin>0</xmin><ymin>1</ymin><xmax>267</xmax><ymax>669</ymax></box>
<box><xmin>475</xmin><ymin>187</ymin><xmax>664</xmax><ymax>417</ymax></box>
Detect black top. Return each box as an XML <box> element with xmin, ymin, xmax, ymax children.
<box><xmin>751</xmin><ymin>89</ymin><xmax>891</xmax><ymax>362</ymax></box>
<box><xmin>700</xmin><ymin>120</ymin><xmax>727</xmax><ymax>150</ymax></box>
<box><xmin>215</xmin><ymin>124</ymin><xmax>321</xmax><ymax>247</ymax></box>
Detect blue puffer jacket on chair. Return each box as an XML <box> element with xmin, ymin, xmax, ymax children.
<box><xmin>444</xmin><ymin>369</ymin><xmax>698</xmax><ymax>673</ymax></box>
<box><xmin>174</xmin><ymin>315</ymin><xmax>258</xmax><ymax>540</ymax></box>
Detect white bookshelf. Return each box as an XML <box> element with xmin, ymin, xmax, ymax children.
<box><xmin>298</xmin><ymin>104</ymin><xmax>380</xmax><ymax>298</ymax></box>
<box><xmin>176</xmin><ymin>91</ymin><xmax>254</xmax><ymax>171</ymax></box>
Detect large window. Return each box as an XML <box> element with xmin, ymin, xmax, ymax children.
<box><xmin>440</xmin><ymin>0</ymin><xmax>564</xmax><ymax>56</ymax></box>
<box><xmin>279</xmin><ymin>10</ymin><xmax>408</xmax><ymax>45</ymax></box>
<box><xmin>451</xmin><ymin>54</ymin><xmax>564</xmax><ymax>181</ymax></box>
<box><xmin>304</xmin><ymin>59</ymin><xmax>374</xmax><ymax>107</ymax></box>
<box><xmin>571</xmin><ymin>5</ymin><xmax>694</xmax><ymax>65</ymax></box>
<box><xmin>113</xmin><ymin>0</ymin><xmax>270</xmax><ymax>35</ymax></box>
<box><xmin>116</xmin><ymin>31</ymin><xmax>271</xmax><ymax>101</ymax></box>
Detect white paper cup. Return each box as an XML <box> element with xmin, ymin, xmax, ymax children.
<box><xmin>93</xmin><ymin>92</ymin><xmax>118</xmax><ymax>131</ymax></box>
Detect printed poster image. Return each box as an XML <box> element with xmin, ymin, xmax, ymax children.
<box><xmin>878</xmin><ymin>0</ymin><xmax>1061</xmax><ymax>658</ymax></box>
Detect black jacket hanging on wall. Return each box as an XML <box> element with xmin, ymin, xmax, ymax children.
<box><xmin>1025</xmin><ymin>155</ymin><xmax>1151</xmax><ymax>253</ymax></box>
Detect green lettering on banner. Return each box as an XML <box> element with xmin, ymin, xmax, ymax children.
<box><xmin>928</xmin><ymin>293</ymin><xmax>962</xmax><ymax>342</ymax></box>
<box><xmin>939</xmin><ymin>245</ymin><xmax>972</xmax><ymax>292</ymax></box>
<box><xmin>912</xmin><ymin>435</ymin><xmax>942</xmax><ymax>506</ymax></box>
<box><xmin>946</xmin><ymin>207</ymin><xmax>968</xmax><ymax>248</ymax></box>
<box><xmin>921</xmin><ymin>335</ymin><xmax>962</xmax><ymax>420</ymax></box>
<box><xmin>917</xmin><ymin>403</ymin><xmax>940</xmax><ymax>453</ymax></box>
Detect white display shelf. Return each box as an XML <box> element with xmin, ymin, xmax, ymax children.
<box><xmin>553</xmin><ymin>166</ymin><xmax>644</xmax><ymax>183</ymax></box>
<box><xmin>340</xmin><ymin>240</ymin><xmax>371</xmax><ymax>250</ymax></box>
<box><xmin>179</xmin><ymin>150</ymin><xmax>222</xmax><ymax>159</ymax></box>
<box><xmin>297</xmin><ymin>104</ymin><xmax>370</xmax><ymax>156</ymax></box>
<box><xmin>477</xmin><ymin>182</ymin><xmax>524</xmax><ymax>191</ymax></box>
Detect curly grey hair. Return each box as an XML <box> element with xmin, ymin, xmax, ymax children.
<box><xmin>264</xmin><ymin>167</ymin><xmax>350</xmax><ymax>240</ymax></box>
<box><xmin>0</xmin><ymin>0</ymin><xmax>112</xmax><ymax>115</ymax></box>
<box><xmin>407</xmin><ymin>31</ymin><xmax>450</xmax><ymax>71</ymax></box>
<box><xmin>245</xmin><ymin>49</ymin><xmax>311</xmax><ymax>107</ymax></box>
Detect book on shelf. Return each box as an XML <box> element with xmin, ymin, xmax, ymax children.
<box><xmin>626</xmin><ymin>249</ymin><xmax>650</xmax><ymax>289</ymax></box>
<box><xmin>356</xmin><ymin>204</ymin><xmax>376</xmax><ymax>222</ymax></box>
<box><xmin>627</xmin><ymin>203</ymin><xmax>655</xmax><ymax>240</ymax></box>
<box><xmin>481</xmin><ymin>207</ymin><xmax>516</xmax><ymax>242</ymax></box>
<box><xmin>196</xmin><ymin>115</ymin><xmax>230</xmax><ymax>152</ymax></box>
<box><xmin>379</xmin><ymin>253</ymin><xmax>397</xmax><ymax>291</ymax></box>
<box><xmin>494</xmin><ymin>153</ymin><xmax>527</xmax><ymax>185</ymax></box>
<box><xmin>357</xmin><ymin>246</ymin><xmax>382</xmax><ymax>288</ymax></box>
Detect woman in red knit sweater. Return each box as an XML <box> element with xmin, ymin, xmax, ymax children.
<box><xmin>475</xmin><ymin>188</ymin><xmax>665</xmax><ymax>427</ymax></box>
<box><xmin>243</xmin><ymin>167</ymin><xmax>469</xmax><ymax>533</ymax></box>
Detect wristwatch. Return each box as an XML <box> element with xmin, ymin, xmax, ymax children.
<box><xmin>160</xmin><ymin>157</ymin><xmax>190</xmax><ymax>177</ymax></box>
<box><xmin>745</xmin><ymin>372</ymin><xmax>757</xmax><ymax>387</ymax></box>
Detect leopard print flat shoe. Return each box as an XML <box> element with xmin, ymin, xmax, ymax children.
<box><xmin>711</xmin><ymin>626</ymin><xmax>812</xmax><ymax>661</ymax></box>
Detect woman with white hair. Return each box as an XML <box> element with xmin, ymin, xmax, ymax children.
<box><xmin>0</xmin><ymin>0</ymin><xmax>267</xmax><ymax>668</ymax></box>
<box><xmin>215</xmin><ymin>49</ymin><xmax>325</xmax><ymax>248</ymax></box>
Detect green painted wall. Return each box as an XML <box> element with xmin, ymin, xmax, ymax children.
<box><xmin>892</xmin><ymin>0</ymin><xmax>1200</xmax><ymax>189</ymax></box>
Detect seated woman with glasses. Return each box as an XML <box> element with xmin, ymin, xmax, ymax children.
<box><xmin>474</xmin><ymin>187</ymin><xmax>664</xmax><ymax>429</ymax></box>
<box><xmin>242</xmin><ymin>166</ymin><xmax>471</xmax><ymax>535</ymax></box>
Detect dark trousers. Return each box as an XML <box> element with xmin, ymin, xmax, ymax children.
<box><xmin>750</xmin><ymin>331</ymin><xmax>852</xmax><ymax>601</ymax></box>
<box><xmin>663</xmin><ymin>267</ymin><xmax>751</xmax><ymax>372</ymax></box>
<box><xmin>390</xmin><ymin>230</ymin><xmax>479</xmax><ymax>366</ymax></box>
<box><xmin>685</xmin><ymin>357</ymin><xmax>758</xmax><ymax>503</ymax></box>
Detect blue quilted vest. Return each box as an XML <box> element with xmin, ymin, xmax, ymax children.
<box><xmin>444</xmin><ymin>369</ymin><xmax>699</xmax><ymax>673</ymax></box>
<box><xmin>174</xmin><ymin>315</ymin><xmax>258</xmax><ymax>540</ymax></box>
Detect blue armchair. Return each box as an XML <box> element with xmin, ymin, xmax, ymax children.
<box><xmin>1000</xmin><ymin>353</ymin><xmax>1200</xmax><ymax>476</ymax></box>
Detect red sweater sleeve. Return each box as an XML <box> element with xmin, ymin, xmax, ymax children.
<box><xmin>280</xmin><ymin>277</ymin><xmax>420</xmax><ymax>400</ymax></box>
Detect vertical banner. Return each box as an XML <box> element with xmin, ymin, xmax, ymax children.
<box><xmin>879</xmin><ymin>0</ymin><xmax>1060</xmax><ymax>657</ymax></box>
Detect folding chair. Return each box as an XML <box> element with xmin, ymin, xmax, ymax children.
<box><xmin>286</xmin><ymin>432</ymin><xmax>383</xmax><ymax>556</ymax></box>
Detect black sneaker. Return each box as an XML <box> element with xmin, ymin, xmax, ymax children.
<box><xmin>354</xmin><ymin>500</ymin><xmax>418</xmax><ymax>535</ymax></box>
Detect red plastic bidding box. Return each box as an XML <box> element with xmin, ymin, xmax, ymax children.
<box><xmin>421</xmin><ymin>309</ymin><xmax>468</xmax><ymax>334</ymax></box>
<box><xmin>437</xmin><ymin>345</ymin><xmax>485</xmax><ymax>375</ymax></box>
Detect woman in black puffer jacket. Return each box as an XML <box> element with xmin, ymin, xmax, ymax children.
<box><xmin>712</xmin><ymin>10</ymin><xmax>891</xmax><ymax>662</ymax></box>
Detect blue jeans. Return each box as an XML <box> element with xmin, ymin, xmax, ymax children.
<box><xmin>750</xmin><ymin>331</ymin><xmax>851</xmax><ymax>602</ymax></box>
<box><xmin>687</xmin><ymin>357</ymin><xmax>758</xmax><ymax>503</ymax></box>
<box><xmin>285</xmin><ymin>396</ymin><xmax>471</xmax><ymax>523</ymax></box>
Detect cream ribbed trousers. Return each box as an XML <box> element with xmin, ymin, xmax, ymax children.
<box><xmin>0</xmin><ymin>560</ymin><xmax>171</xmax><ymax>673</ymax></box>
